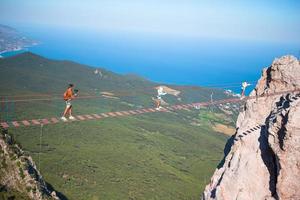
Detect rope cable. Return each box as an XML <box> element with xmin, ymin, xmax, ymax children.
<box><xmin>0</xmin><ymin>80</ymin><xmax>258</xmax><ymax>103</ymax></box>
<box><xmin>38</xmin><ymin>124</ymin><xmax>43</xmax><ymax>173</ymax></box>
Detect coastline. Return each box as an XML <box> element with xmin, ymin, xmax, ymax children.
<box><xmin>0</xmin><ymin>42</ymin><xmax>39</xmax><ymax>58</ymax></box>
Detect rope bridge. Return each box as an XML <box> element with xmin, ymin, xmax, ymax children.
<box><xmin>1</xmin><ymin>88</ymin><xmax>299</xmax><ymax>129</ymax></box>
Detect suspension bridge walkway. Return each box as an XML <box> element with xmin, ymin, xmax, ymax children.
<box><xmin>1</xmin><ymin>88</ymin><xmax>299</xmax><ymax>129</ymax></box>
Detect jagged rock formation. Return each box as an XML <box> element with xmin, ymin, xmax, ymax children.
<box><xmin>202</xmin><ymin>55</ymin><xmax>300</xmax><ymax>200</ymax></box>
<box><xmin>0</xmin><ymin>128</ymin><xmax>60</xmax><ymax>200</ymax></box>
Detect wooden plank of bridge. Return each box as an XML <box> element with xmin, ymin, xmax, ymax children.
<box><xmin>51</xmin><ymin>118</ymin><xmax>59</xmax><ymax>123</ymax></box>
<box><xmin>92</xmin><ymin>114</ymin><xmax>102</xmax><ymax>119</ymax></box>
<box><xmin>31</xmin><ymin>119</ymin><xmax>41</xmax><ymax>125</ymax></box>
<box><xmin>41</xmin><ymin>119</ymin><xmax>50</xmax><ymax>125</ymax></box>
<box><xmin>76</xmin><ymin>115</ymin><xmax>86</xmax><ymax>120</ymax></box>
<box><xmin>115</xmin><ymin>112</ymin><xmax>124</xmax><ymax>116</ymax></box>
<box><xmin>135</xmin><ymin>110</ymin><xmax>144</xmax><ymax>114</ymax></box>
<box><xmin>148</xmin><ymin>108</ymin><xmax>157</xmax><ymax>112</ymax></box>
<box><xmin>121</xmin><ymin>111</ymin><xmax>131</xmax><ymax>115</ymax></box>
<box><xmin>101</xmin><ymin>113</ymin><xmax>109</xmax><ymax>118</ymax></box>
<box><xmin>84</xmin><ymin>115</ymin><xmax>94</xmax><ymax>120</ymax></box>
<box><xmin>22</xmin><ymin>120</ymin><xmax>31</xmax><ymax>126</ymax></box>
<box><xmin>107</xmin><ymin>112</ymin><xmax>117</xmax><ymax>117</ymax></box>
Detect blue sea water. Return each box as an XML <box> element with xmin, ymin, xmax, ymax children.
<box><xmin>1</xmin><ymin>49</ymin><xmax>28</xmax><ymax>57</ymax></box>
<box><xmin>2</xmin><ymin>25</ymin><xmax>300</xmax><ymax>93</ymax></box>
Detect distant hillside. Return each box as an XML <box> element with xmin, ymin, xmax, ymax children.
<box><xmin>0</xmin><ymin>52</ymin><xmax>154</xmax><ymax>94</ymax></box>
<box><xmin>0</xmin><ymin>24</ymin><xmax>37</xmax><ymax>54</ymax></box>
<box><xmin>0</xmin><ymin>52</ymin><xmax>229</xmax><ymax>105</ymax></box>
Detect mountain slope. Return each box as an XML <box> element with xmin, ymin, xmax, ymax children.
<box><xmin>0</xmin><ymin>52</ymin><xmax>236</xmax><ymax>121</ymax></box>
<box><xmin>0</xmin><ymin>52</ymin><xmax>226</xmax><ymax>103</ymax></box>
<box><xmin>0</xmin><ymin>52</ymin><xmax>238</xmax><ymax>199</ymax></box>
<box><xmin>0</xmin><ymin>52</ymin><xmax>154</xmax><ymax>95</ymax></box>
<box><xmin>202</xmin><ymin>55</ymin><xmax>300</xmax><ymax>200</ymax></box>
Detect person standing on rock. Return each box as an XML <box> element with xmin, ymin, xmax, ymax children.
<box><xmin>241</xmin><ymin>82</ymin><xmax>251</xmax><ymax>99</ymax></box>
<box><xmin>61</xmin><ymin>83</ymin><xmax>78</xmax><ymax>121</ymax></box>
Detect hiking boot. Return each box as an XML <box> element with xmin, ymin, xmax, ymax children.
<box><xmin>69</xmin><ymin>116</ymin><xmax>75</xmax><ymax>120</ymax></box>
<box><xmin>61</xmin><ymin>116</ymin><xmax>67</xmax><ymax>121</ymax></box>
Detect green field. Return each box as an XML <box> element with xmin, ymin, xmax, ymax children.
<box><xmin>0</xmin><ymin>53</ymin><xmax>235</xmax><ymax>200</ymax></box>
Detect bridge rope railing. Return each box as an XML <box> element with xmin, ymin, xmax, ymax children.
<box><xmin>1</xmin><ymin>88</ymin><xmax>299</xmax><ymax>129</ymax></box>
<box><xmin>0</xmin><ymin>81</ymin><xmax>259</xmax><ymax>103</ymax></box>
<box><xmin>1</xmin><ymin>78</ymin><xmax>300</xmax><ymax>103</ymax></box>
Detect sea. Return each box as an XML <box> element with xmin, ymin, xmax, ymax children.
<box><xmin>1</xmin><ymin>25</ymin><xmax>299</xmax><ymax>93</ymax></box>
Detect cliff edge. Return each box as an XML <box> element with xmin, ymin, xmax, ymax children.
<box><xmin>0</xmin><ymin>128</ymin><xmax>61</xmax><ymax>200</ymax></box>
<box><xmin>202</xmin><ymin>55</ymin><xmax>300</xmax><ymax>200</ymax></box>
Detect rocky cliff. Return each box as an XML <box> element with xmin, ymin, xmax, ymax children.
<box><xmin>202</xmin><ymin>55</ymin><xmax>300</xmax><ymax>200</ymax></box>
<box><xmin>0</xmin><ymin>128</ymin><xmax>60</xmax><ymax>200</ymax></box>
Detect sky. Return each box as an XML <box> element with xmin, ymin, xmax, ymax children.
<box><xmin>0</xmin><ymin>0</ymin><xmax>300</xmax><ymax>43</ymax></box>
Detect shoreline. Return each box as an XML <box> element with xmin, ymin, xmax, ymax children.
<box><xmin>0</xmin><ymin>43</ymin><xmax>39</xmax><ymax>58</ymax></box>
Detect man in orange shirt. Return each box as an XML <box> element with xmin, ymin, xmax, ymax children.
<box><xmin>61</xmin><ymin>83</ymin><xmax>77</xmax><ymax>121</ymax></box>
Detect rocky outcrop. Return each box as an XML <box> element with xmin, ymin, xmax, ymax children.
<box><xmin>267</xmin><ymin>93</ymin><xmax>300</xmax><ymax>199</ymax></box>
<box><xmin>0</xmin><ymin>128</ymin><xmax>60</xmax><ymax>200</ymax></box>
<box><xmin>202</xmin><ymin>55</ymin><xmax>300</xmax><ymax>200</ymax></box>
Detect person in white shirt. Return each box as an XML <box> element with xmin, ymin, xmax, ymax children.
<box><xmin>241</xmin><ymin>82</ymin><xmax>251</xmax><ymax>99</ymax></box>
<box><xmin>154</xmin><ymin>86</ymin><xmax>167</xmax><ymax>110</ymax></box>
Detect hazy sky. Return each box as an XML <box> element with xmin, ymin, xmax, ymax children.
<box><xmin>1</xmin><ymin>0</ymin><xmax>299</xmax><ymax>43</ymax></box>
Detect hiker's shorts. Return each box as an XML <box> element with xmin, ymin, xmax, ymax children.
<box><xmin>65</xmin><ymin>100</ymin><xmax>72</xmax><ymax>108</ymax></box>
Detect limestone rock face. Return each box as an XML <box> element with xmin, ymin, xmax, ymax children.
<box><xmin>202</xmin><ymin>55</ymin><xmax>300</xmax><ymax>200</ymax></box>
<box><xmin>267</xmin><ymin>97</ymin><xmax>300</xmax><ymax>200</ymax></box>
<box><xmin>0</xmin><ymin>128</ymin><xmax>60</xmax><ymax>200</ymax></box>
